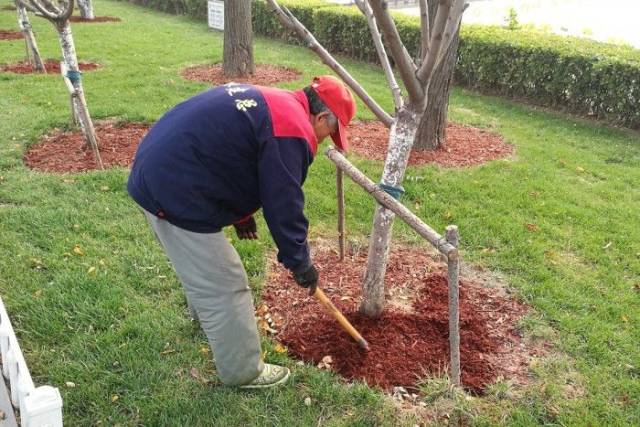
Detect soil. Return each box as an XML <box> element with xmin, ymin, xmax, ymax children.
<box><xmin>23</xmin><ymin>116</ymin><xmax>510</xmax><ymax>174</ymax></box>
<box><xmin>349</xmin><ymin>120</ymin><xmax>514</xmax><ymax>168</ymax></box>
<box><xmin>0</xmin><ymin>59</ymin><xmax>99</xmax><ymax>74</ymax></box>
<box><xmin>262</xmin><ymin>243</ymin><xmax>531</xmax><ymax>394</ymax></box>
<box><xmin>0</xmin><ymin>29</ymin><xmax>22</xmax><ymax>40</ymax></box>
<box><xmin>181</xmin><ymin>64</ymin><xmax>301</xmax><ymax>86</ymax></box>
<box><xmin>1</xmin><ymin>5</ymin><xmax>16</xmax><ymax>11</ymax></box>
<box><xmin>69</xmin><ymin>16</ymin><xmax>121</xmax><ymax>23</ymax></box>
<box><xmin>24</xmin><ymin>122</ymin><xmax>150</xmax><ymax>173</ymax></box>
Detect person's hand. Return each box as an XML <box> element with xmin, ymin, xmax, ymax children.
<box><xmin>293</xmin><ymin>264</ymin><xmax>318</xmax><ymax>296</ymax></box>
<box><xmin>233</xmin><ymin>216</ymin><xmax>258</xmax><ymax>240</ymax></box>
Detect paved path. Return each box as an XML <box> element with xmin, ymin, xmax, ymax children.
<box><xmin>399</xmin><ymin>0</ymin><xmax>640</xmax><ymax>48</ymax></box>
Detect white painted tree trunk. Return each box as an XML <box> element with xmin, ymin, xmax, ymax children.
<box><xmin>360</xmin><ymin>106</ymin><xmax>419</xmax><ymax>317</ymax></box>
<box><xmin>77</xmin><ymin>0</ymin><xmax>94</xmax><ymax>20</ymax></box>
<box><xmin>56</xmin><ymin>21</ymin><xmax>103</xmax><ymax>169</ymax></box>
<box><xmin>16</xmin><ymin>2</ymin><xmax>46</xmax><ymax>72</ymax></box>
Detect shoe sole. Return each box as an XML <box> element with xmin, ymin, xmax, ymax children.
<box><xmin>239</xmin><ymin>369</ymin><xmax>290</xmax><ymax>390</ymax></box>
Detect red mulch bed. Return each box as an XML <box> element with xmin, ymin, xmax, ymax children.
<box><xmin>1</xmin><ymin>59</ymin><xmax>99</xmax><ymax>74</ymax></box>
<box><xmin>23</xmin><ymin>117</ymin><xmax>509</xmax><ymax>174</ymax></box>
<box><xmin>262</xmin><ymin>245</ymin><xmax>530</xmax><ymax>394</ymax></box>
<box><xmin>0</xmin><ymin>29</ymin><xmax>22</xmax><ymax>40</ymax></box>
<box><xmin>349</xmin><ymin>120</ymin><xmax>514</xmax><ymax>167</ymax></box>
<box><xmin>181</xmin><ymin>64</ymin><xmax>301</xmax><ymax>86</ymax></box>
<box><xmin>69</xmin><ymin>16</ymin><xmax>121</xmax><ymax>23</ymax></box>
<box><xmin>24</xmin><ymin>122</ymin><xmax>150</xmax><ymax>173</ymax></box>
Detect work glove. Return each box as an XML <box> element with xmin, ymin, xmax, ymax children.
<box><xmin>233</xmin><ymin>216</ymin><xmax>258</xmax><ymax>240</ymax></box>
<box><xmin>293</xmin><ymin>264</ymin><xmax>318</xmax><ymax>296</ymax></box>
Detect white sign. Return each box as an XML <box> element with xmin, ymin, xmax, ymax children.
<box><xmin>208</xmin><ymin>0</ymin><xmax>224</xmax><ymax>31</ymax></box>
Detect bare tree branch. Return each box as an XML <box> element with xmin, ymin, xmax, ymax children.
<box><xmin>431</xmin><ymin>0</ymin><xmax>466</xmax><ymax>74</ymax></box>
<box><xmin>368</xmin><ymin>0</ymin><xmax>424</xmax><ymax>105</ymax></box>
<box><xmin>354</xmin><ymin>0</ymin><xmax>403</xmax><ymax>112</ymax></box>
<box><xmin>15</xmin><ymin>0</ymin><xmax>38</xmax><ymax>14</ymax></box>
<box><xmin>28</xmin><ymin>0</ymin><xmax>59</xmax><ymax>20</ymax></box>
<box><xmin>60</xmin><ymin>0</ymin><xmax>74</xmax><ymax>21</ymax></box>
<box><xmin>418</xmin><ymin>0</ymin><xmax>429</xmax><ymax>60</ymax></box>
<box><xmin>266</xmin><ymin>0</ymin><xmax>394</xmax><ymax>127</ymax></box>
<box><xmin>38</xmin><ymin>0</ymin><xmax>62</xmax><ymax>16</ymax></box>
<box><xmin>416</xmin><ymin>0</ymin><xmax>454</xmax><ymax>84</ymax></box>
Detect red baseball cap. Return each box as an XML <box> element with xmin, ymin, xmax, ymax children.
<box><xmin>310</xmin><ymin>75</ymin><xmax>356</xmax><ymax>151</ymax></box>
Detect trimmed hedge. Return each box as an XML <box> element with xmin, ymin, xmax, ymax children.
<box><xmin>113</xmin><ymin>0</ymin><xmax>640</xmax><ymax>129</ymax></box>
<box><xmin>252</xmin><ymin>0</ymin><xmax>331</xmax><ymax>44</ymax></box>
<box><xmin>312</xmin><ymin>6</ymin><xmax>421</xmax><ymax>64</ymax></box>
<box><xmin>457</xmin><ymin>26</ymin><xmax>640</xmax><ymax>128</ymax></box>
<box><xmin>120</xmin><ymin>0</ymin><xmax>207</xmax><ymax>19</ymax></box>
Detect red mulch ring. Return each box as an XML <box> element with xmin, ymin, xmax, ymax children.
<box><xmin>262</xmin><ymin>244</ymin><xmax>531</xmax><ymax>394</ymax></box>
<box><xmin>0</xmin><ymin>29</ymin><xmax>22</xmax><ymax>40</ymax></box>
<box><xmin>349</xmin><ymin>120</ymin><xmax>514</xmax><ymax>167</ymax></box>
<box><xmin>1</xmin><ymin>59</ymin><xmax>99</xmax><ymax>74</ymax></box>
<box><xmin>181</xmin><ymin>64</ymin><xmax>301</xmax><ymax>86</ymax></box>
<box><xmin>69</xmin><ymin>16</ymin><xmax>121</xmax><ymax>23</ymax></box>
<box><xmin>24</xmin><ymin>122</ymin><xmax>150</xmax><ymax>173</ymax></box>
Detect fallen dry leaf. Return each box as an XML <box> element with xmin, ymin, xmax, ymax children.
<box><xmin>274</xmin><ymin>343</ymin><xmax>287</xmax><ymax>354</ymax></box>
<box><xmin>525</xmin><ymin>223</ymin><xmax>540</xmax><ymax>232</ymax></box>
<box><xmin>317</xmin><ymin>355</ymin><xmax>333</xmax><ymax>370</ymax></box>
<box><xmin>73</xmin><ymin>245</ymin><xmax>84</xmax><ymax>256</ymax></box>
<box><xmin>111</xmin><ymin>394</ymin><xmax>119</xmax><ymax>403</ymax></box>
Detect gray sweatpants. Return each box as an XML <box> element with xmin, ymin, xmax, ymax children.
<box><xmin>143</xmin><ymin>210</ymin><xmax>264</xmax><ymax>385</ymax></box>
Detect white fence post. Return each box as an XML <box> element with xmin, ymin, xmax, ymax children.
<box><xmin>0</xmin><ymin>297</ymin><xmax>63</xmax><ymax>426</ymax></box>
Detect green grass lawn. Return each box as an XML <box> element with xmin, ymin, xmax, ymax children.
<box><xmin>1</xmin><ymin>0</ymin><xmax>639</xmax><ymax>425</ymax></box>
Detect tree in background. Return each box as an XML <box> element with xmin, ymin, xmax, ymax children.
<box><xmin>18</xmin><ymin>0</ymin><xmax>103</xmax><ymax>169</ymax></box>
<box><xmin>15</xmin><ymin>0</ymin><xmax>46</xmax><ymax>72</ymax></box>
<box><xmin>223</xmin><ymin>0</ymin><xmax>254</xmax><ymax>77</ymax></box>
<box><xmin>413</xmin><ymin>0</ymin><xmax>463</xmax><ymax>151</ymax></box>
<box><xmin>267</xmin><ymin>0</ymin><xmax>467</xmax><ymax>317</ymax></box>
<box><xmin>77</xmin><ymin>0</ymin><xmax>94</xmax><ymax>20</ymax></box>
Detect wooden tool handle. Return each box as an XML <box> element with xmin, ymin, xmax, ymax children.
<box><xmin>313</xmin><ymin>288</ymin><xmax>370</xmax><ymax>351</ymax></box>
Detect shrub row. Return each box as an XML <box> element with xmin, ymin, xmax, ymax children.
<box><xmin>116</xmin><ymin>0</ymin><xmax>640</xmax><ymax>129</ymax></box>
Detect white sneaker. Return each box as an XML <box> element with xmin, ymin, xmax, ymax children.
<box><xmin>239</xmin><ymin>364</ymin><xmax>290</xmax><ymax>389</ymax></box>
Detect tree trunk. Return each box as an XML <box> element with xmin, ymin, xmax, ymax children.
<box><xmin>223</xmin><ymin>0</ymin><xmax>254</xmax><ymax>77</ymax></box>
<box><xmin>77</xmin><ymin>0</ymin><xmax>94</xmax><ymax>20</ymax></box>
<box><xmin>359</xmin><ymin>106</ymin><xmax>419</xmax><ymax>317</ymax></box>
<box><xmin>413</xmin><ymin>0</ymin><xmax>460</xmax><ymax>151</ymax></box>
<box><xmin>56</xmin><ymin>21</ymin><xmax>103</xmax><ymax>169</ymax></box>
<box><xmin>16</xmin><ymin>2</ymin><xmax>46</xmax><ymax>72</ymax></box>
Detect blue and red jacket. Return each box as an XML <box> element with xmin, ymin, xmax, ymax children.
<box><xmin>127</xmin><ymin>83</ymin><xmax>317</xmax><ymax>273</ymax></box>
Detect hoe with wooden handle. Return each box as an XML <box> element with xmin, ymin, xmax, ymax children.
<box><xmin>312</xmin><ymin>287</ymin><xmax>370</xmax><ymax>351</ymax></box>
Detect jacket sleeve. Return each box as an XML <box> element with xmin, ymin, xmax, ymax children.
<box><xmin>258</xmin><ymin>136</ymin><xmax>313</xmax><ymax>273</ymax></box>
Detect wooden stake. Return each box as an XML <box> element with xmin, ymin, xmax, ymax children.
<box><xmin>337</xmin><ymin>168</ymin><xmax>345</xmax><ymax>261</ymax></box>
<box><xmin>325</xmin><ymin>147</ymin><xmax>457</xmax><ymax>259</ymax></box>
<box><xmin>446</xmin><ymin>225</ymin><xmax>461</xmax><ymax>387</ymax></box>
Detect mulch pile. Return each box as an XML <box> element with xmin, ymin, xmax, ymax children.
<box><xmin>1</xmin><ymin>59</ymin><xmax>99</xmax><ymax>74</ymax></box>
<box><xmin>24</xmin><ymin>122</ymin><xmax>149</xmax><ymax>173</ymax></box>
<box><xmin>23</xmin><ymin>115</ymin><xmax>510</xmax><ymax>174</ymax></box>
<box><xmin>0</xmin><ymin>29</ymin><xmax>22</xmax><ymax>40</ymax></box>
<box><xmin>181</xmin><ymin>64</ymin><xmax>301</xmax><ymax>86</ymax></box>
<box><xmin>349</xmin><ymin>120</ymin><xmax>514</xmax><ymax>167</ymax></box>
<box><xmin>69</xmin><ymin>16</ymin><xmax>121</xmax><ymax>23</ymax></box>
<box><xmin>262</xmin><ymin>245</ymin><xmax>530</xmax><ymax>394</ymax></box>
